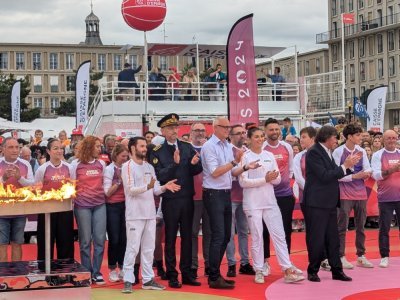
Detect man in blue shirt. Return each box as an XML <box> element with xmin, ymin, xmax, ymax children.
<box><xmin>282</xmin><ymin>117</ymin><xmax>297</xmax><ymax>140</ymax></box>
<box><xmin>263</xmin><ymin>66</ymin><xmax>285</xmax><ymax>101</ymax></box>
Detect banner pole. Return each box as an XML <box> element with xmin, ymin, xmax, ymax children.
<box><xmin>341</xmin><ymin>14</ymin><xmax>346</xmax><ymax>112</ymax></box>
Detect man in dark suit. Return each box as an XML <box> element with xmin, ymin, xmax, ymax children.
<box><xmin>150</xmin><ymin>113</ymin><xmax>203</xmax><ymax>288</ymax></box>
<box><xmin>303</xmin><ymin>125</ymin><xmax>360</xmax><ymax>282</ymax></box>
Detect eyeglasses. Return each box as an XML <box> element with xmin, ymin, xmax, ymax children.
<box><xmin>231</xmin><ymin>131</ymin><xmax>246</xmax><ymax>136</ymax></box>
<box><xmin>217</xmin><ymin>125</ymin><xmax>231</xmax><ymax>130</ymax></box>
<box><xmin>192</xmin><ymin>129</ymin><xmax>206</xmax><ymax>133</ymax></box>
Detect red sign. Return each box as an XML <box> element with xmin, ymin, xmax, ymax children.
<box><xmin>342</xmin><ymin>13</ymin><xmax>355</xmax><ymax>24</ymax></box>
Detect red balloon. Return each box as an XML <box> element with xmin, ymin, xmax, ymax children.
<box><xmin>121</xmin><ymin>0</ymin><xmax>167</xmax><ymax>32</ymax></box>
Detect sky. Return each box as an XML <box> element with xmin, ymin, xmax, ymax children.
<box><xmin>0</xmin><ymin>0</ymin><xmax>329</xmax><ymax>57</ymax></box>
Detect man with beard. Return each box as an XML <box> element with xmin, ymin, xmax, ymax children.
<box><xmin>150</xmin><ymin>114</ymin><xmax>203</xmax><ymax>288</ymax></box>
<box><xmin>121</xmin><ymin>137</ymin><xmax>180</xmax><ymax>293</ymax></box>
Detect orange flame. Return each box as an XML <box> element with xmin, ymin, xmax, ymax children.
<box><xmin>0</xmin><ymin>182</ymin><xmax>76</xmax><ymax>204</ymax></box>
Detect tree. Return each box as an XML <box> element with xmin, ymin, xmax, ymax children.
<box><xmin>0</xmin><ymin>73</ymin><xmax>40</xmax><ymax>122</ymax></box>
<box><xmin>55</xmin><ymin>70</ymin><xmax>103</xmax><ymax>117</ymax></box>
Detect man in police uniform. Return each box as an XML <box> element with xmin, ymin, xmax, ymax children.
<box><xmin>150</xmin><ymin>113</ymin><xmax>203</xmax><ymax>288</ymax></box>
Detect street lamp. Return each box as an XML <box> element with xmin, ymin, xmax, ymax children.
<box><xmin>347</xmin><ymin>100</ymin><xmax>352</xmax><ymax>123</ymax></box>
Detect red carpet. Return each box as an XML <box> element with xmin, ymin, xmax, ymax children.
<box><xmin>13</xmin><ymin>228</ymin><xmax>400</xmax><ymax>299</ymax></box>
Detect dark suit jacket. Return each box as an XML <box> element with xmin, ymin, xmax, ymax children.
<box><xmin>303</xmin><ymin>143</ymin><xmax>351</xmax><ymax>209</ymax></box>
<box><xmin>150</xmin><ymin>140</ymin><xmax>203</xmax><ymax>200</ymax></box>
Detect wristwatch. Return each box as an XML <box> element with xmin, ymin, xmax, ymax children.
<box><xmin>231</xmin><ymin>160</ymin><xmax>238</xmax><ymax>167</ymax></box>
<box><xmin>243</xmin><ymin>165</ymin><xmax>249</xmax><ymax>171</ymax></box>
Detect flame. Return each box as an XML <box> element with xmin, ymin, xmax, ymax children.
<box><xmin>0</xmin><ymin>182</ymin><xmax>76</xmax><ymax>204</ymax></box>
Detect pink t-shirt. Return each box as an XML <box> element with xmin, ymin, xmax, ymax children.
<box><xmin>35</xmin><ymin>161</ymin><xmax>71</xmax><ymax>192</ymax></box>
<box><xmin>71</xmin><ymin>159</ymin><xmax>106</xmax><ymax>208</ymax></box>
<box><xmin>104</xmin><ymin>163</ymin><xmax>125</xmax><ymax>204</ymax></box>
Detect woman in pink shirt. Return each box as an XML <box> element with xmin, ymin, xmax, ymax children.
<box><xmin>103</xmin><ymin>144</ymin><xmax>129</xmax><ymax>282</ymax></box>
<box><xmin>35</xmin><ymin>139</ymin><xmax>74</xmax><ymax>261</ymax></box>
<box><xmin>71</xmin><ymin>136</ymin><xmax>107</xmax><ymax>285</ymax></box>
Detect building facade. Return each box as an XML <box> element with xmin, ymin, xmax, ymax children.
<box><xmin>316</xmin><ymin>0</ymin><xmax>400</xmax><ymax>128</ymax></box>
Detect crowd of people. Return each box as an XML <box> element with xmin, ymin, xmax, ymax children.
<box><xmin>0</xmin><ymin>114</ymin><xmax>399</xmax><ymax>293</ymax></box>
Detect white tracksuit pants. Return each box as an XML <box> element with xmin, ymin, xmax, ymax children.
<box><xmin>123</xmin><ymin>219</ymin><xmax>156</xmax><ymax>284</ymax></box>
<box><xmin>245</xmin><ymin>206</ymin><xmax>292</xmax><ymax>271</ymax></box>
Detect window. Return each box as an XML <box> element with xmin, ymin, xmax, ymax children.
<box><xmin>360</xmin><ymin>62</ymin><xmax>366</xmax><ymax>80</ymax></box>
<box><xmin>191</xmin><ymin>57</ymin><xmax>196</xmax><ymax>68</ymax></box>
<box><xmin>376</xmin><ymin>0</ymin><xmax>382</xmax><ymax>3</ymax></box>
<box><xmin>390</xmin><ymin>82</ymin><xmax>396</xmax><ymax>102</ymax></box>
<box><xmin>129</xmin><ymin>55</ymin><xmax>138</xmax><ymax>69</ymax></box>
<box><xmin>49</xmin><ymin>53</ymin><xmax>58</xmax><ymax>70</ymax></box>
<box><xmin>378</xmin><ymin>58</ymin><xmax>384</xmax><ymax>79</ymax></box>
<box><xmin>65</xmin><ymin>53</ymin><xmax>74</xmax><ymax>70</ymax></box>
<box><xmin>50</xmin><ymin>97</ymin><xmax>60</xmax><ymax>114</ymax></box>
<box><xmin>114</xmin><ymin>54</ymin><xmax>122</xmax><ymax>70</ymax></box>
<box><xmin>204</xmin><ymin>57</ymin><xmax>212</xmax><ymax>70</ymax></box>
<box><xmin>98</xmin><ymin>54</ymin><xmax>106</xmax><ymax>71</ymax></box>
<box><xmin>367</xmin><ymin>0</ymin><xmax>373</xmax><ymax>6</ymax></box>
<box><xmin>50</xmin><ymin>76</ymin><xmax>59</xmax><ymax>92</ymax></box>
<box><xmin>350</xmin><ymin>64</ymin><xmax>355</xmax><ymax>82</ymax></box>
<box><xmin>33</xmin><ymin>76</ymin><xmax>42</xmax><ymax>93</ymax></box>
<box><xmin>368</xmin><ymin>36</ymin><xmax>374</xmax><ymax>55</ymax></box>
<box><xmin>377</xmin><ymin>34</ymin><xmax>383</xmax><ymax>53</ymax></box>
<box><xmin>393</xmin><ymin>110</ymin><xmax>400</xmax><ymax>125</ymax></box>
<box><xmin>332</xmin><ymin>0</ymin><xmax>337</xmax><ymax>16</ymax></box>
<box><xmin>339</xmin><ymin>0</ymin><xmax>344</xmax><ymax>13</ymax></box>
<box><xmin>316</xmin><ymin>58</ymin><xmax>320</xmax><ymax>73</ymax></box>
<box><xmin>388</xmin><ymin>31</ymin><xmax>395</xmax><ymax>51</ymax></box>
<box><xmin>351</xmin><ymin>88</ymin><xmax>356</xmax><ymax>100</ymax></box>
<box><xmin>305</xmin><ymin>61</ymin><xmax>310</xmax><ymax>76</ymax></box>
<box><xmin>33</xmin><ymin>98</ymin><xmax>43</xmax><ymax>108</ymax></box>
<box><xmin>16</xmin><ymin>52</ymin><xmax>24</xmax><ymax>70</ymax></box>
<box><xmin>66</xmin><ymin>75</ymin><xmax>75</xmax><ymax>92</ymax></box>
<box><xmin>369</xmin><ymin>60</ymin><xmax>375</xmax><ymax>80</ymax></box>
<box><xmin>33</xmin><ymin>53</ymin><xmax>41</xmax><ymax>70</ymax></box>
<box><xmin>349</xmin><ymin>0</ymin><xmax>354</xmax><ymax>11</ymax></box>
<box><xmin>388</xmin><ymin>6</ymin><xmax>394</xmax><ymax>24</ymax></box>
<box><xmin>0</xmin><ymin>52</ymin><xmax>8</xmax><ymax>70</ymax></box>
<box><xmin>360</xmin><ymin>86</ymin><xmax>366</xmax><ymax>96</ymax></box>
<box><xmin>333</xmin><ymin>22</ymin><xmax>338</xmax><ymax>38</ymax></box>
<box><xmin>358</xmin><ymin>0</ymin><xmax>364</xmax><ymax>9</ymax></box>
<box><xmin>349</xmin><ymin>40</ymin><xmax>355</xmax><ymax>59</ymax></box>
<box><xmin>359</xmin><ymin>38</ymin><xmax>365</xmax><ymax>57</ymax></box>
<box><xmin>389</xmin><ymin>56</ymin><xmax>395</xmax><ymax>76</ymax></box>
<box><xmin>332</xmin><ymin>44</ymin><xmax>338</xmax><ymax>62</ymax></box>
<box><xmin>147</xmin><ymin>55</ymin><xmax>152</xmax><ymax>71</ymax></box>
<box><xmin>160</xmin><ymin>56</ymin><xmax>168</xmax><ymax>71</ymax></box>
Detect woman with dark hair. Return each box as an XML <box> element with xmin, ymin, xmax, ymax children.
<box><xmin>35</xmin><ymin>139</ymin><xmax>74</xmax><ymax>261</ymax></box>
<box><xmin>239</xmin><ymin>127</ymin><xmax>304</xmax><ymax>284</ymax></box>
<box><xmin>104</xmin><ymin>144</ymin><xmax>129</xmax><ymax>282</ymax></box>
<box><xmin>71</xmin><ymin>135</ymin><xmax>107</xmax><ymax>285</ymax></box>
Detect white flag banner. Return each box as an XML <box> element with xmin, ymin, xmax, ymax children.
<box><xmin>11</xmin><ymin>81</ymin><xmax>21</xmax><ymax>123</ymax></box>
<box><xmin>366</xmin><ymin>86</ymin><xmax>387</xmax><ymax>132</ymax></box>
<box><xmin>75</xmin><ymin>60</ymin><xmax>91</xmax><ymax>130</ymax></box>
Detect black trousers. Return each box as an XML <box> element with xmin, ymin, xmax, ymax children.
<box><xmin>263</xmin><ymin>195</ymin><xmax>295</xmax><ymax>258</ymax></box>
<box><xmin>203</xmin><ymin>189</ymin><xmax>232</xmax><ymax>281</ymax></box>
<box><xmin>106</xmin><ymin>202</ymin><xmax>126</xmax><ymax>269</ymax></box>
<box><xmin>304</xmin><ymin>205</ymin><xmax>342</xmax><ymax>274</ymax></box>
<box><xmin>37</xmin><ymin>211</ymin><xmax>74</xmax><ymax>260</ymax></box>
<box><xmin>162</xmin><ymin>196</ymin><xmax>194</xmax><ymax>280</ymax></box>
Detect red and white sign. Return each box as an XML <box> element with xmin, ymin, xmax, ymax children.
<box><xmin>342</xmin><ymin>13</ymin><xmax>355</xmax><ymax>24</ymax></box>
<box><xmin>226</xmin><ymin>14</ymin><xmax>259</xmax><ymax>125</ymax></box>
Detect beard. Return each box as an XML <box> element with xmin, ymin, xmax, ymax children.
<box><xmin>135</xmin><ymin>152</ymin><xmax>146</xmax><ymax>160</ymax></box>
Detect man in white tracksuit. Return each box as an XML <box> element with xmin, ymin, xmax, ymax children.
<box><xmin>121</xmin><ymin>136</ymin><xmax>180</xmax><ymax>293</ymax></box>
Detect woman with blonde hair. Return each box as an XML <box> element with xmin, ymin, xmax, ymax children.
<box><xmin>71</xmin><ymin>135</ymin><xmax>107</xmax><ymax>285</ymax></box>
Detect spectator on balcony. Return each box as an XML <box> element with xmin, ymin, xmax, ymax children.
<box><xmin>168</xmin><ymin>67</ymin><xmax>181</xmax><ymax>101</ymax></box>
<box><xmin>149</xmin><ymin>67</ymin><xmax>167</xmax><ymax>101</ymax></box>
<box><xmin>208</xmin><ymin>64</ymin><xmax>227</xmax><ymax>101</ymax></box>
<box><xmin>261</xmin><ymin>67</ymin><xmax>285</xmax><ymax>101</ymax></box>
<box><xmin>118</xmin><ymin>63</ymin><xmax>142</xmax><ymax>100</ymax></box>
<box><xmin>182</xmin><ymin>68</ymin><xmax>198</xmax><ymax>101</ymax></box>
<box><xmin>281</xmin><ymin>117</ymin><xmax>297</xmax><ymax>140</ymax></box>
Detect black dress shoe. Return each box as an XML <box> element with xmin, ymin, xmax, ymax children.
<box><xmin>205</xmin><ymin>267</ymin><xmax>210</xmax><ymax>276</ymax></box>
<box><xmin>239</xmin><ymin>263</ymin><xmax>256</xmax><ymax>275</ymax></box>
<box><xmin>209</xmin><ymin>276</ymin><xmax>235</xmax><ymax>289</ymax></box>
<box><xmin>332</xmin><ymin>271</ymin><xmax>352</xmax><ymax>281</ymax></box>
<box><xmin>222</xmin><ymin>276</ymin><xmax>235</xmax><ymax>285</ymax></box>
<box><xmin>190</xmin><ymin>268</ymin><xmax>198</xmax><ymax>279</ymax></box>
<box><xmin>168</xmin><ymin>278</ymin><xmax>182</xmax><ymax>288</ymax></box>
<box><xmin>227</xmin><ymin>265</ymin><xmax>236</xmax><ymax>277</ymax></box>
<box><xmin>307</xmin><ymin>273</ymin><xmax>321</xmax><ymax>282</ymax></box>
<box><xmin>182</xmin><ymin>277</ymin><xmax>201</xmax><ymax>286</ymax></box>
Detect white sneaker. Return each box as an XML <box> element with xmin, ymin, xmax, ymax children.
<box><xmin>320</xmin><ymin>259</ymin><xmax>331</xmax><ymax>271</ymax></box>
<box><xmin>340</xmin><ymin>256</ymin><xmax>354</xmax><ymax>269</ymax></box>
<box><xmin>379</xmin><ymin>257</ymin><xmax>389</xmax><ymax>268</ymax></box>
<box><xmin>357</xmin><ymin>255</ymin><xmax>374</xmax><ymax>268</ymax></box>
<box><xmin>109</xmin><ymin>269</ymin><xmax>120</xmax><ymax>282</ymax></box>
<box><xmin>291</xmin><ymin>264</ymin><xmax>303</xmax><ymax>275</ymax></box>
<box><xmin>254</xmin><ymin>270</ymin><xmax>265</xmax><ymax>284</ymax></box>
<box><xmin>284</xmin><ymin>268</ymin><xmax>305</xmax><ymax>283</ymax></box>
<box><xmin>262</xmin><ymin>261</ymin><xmax>271</xmax><ymax>276</ymax></box>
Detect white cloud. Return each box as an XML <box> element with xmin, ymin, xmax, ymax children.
<box><xmin>0</xmin><ymin>0</ymin><xmax>328</xmax><ymax>51</ymax></box>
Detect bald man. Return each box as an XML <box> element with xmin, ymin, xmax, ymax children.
<box><xmin>371</xmin><ymin>130</ymin><xmax>400</xmax><ymax>268</ymax></box>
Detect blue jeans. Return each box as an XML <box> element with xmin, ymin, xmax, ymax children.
<box><xmin>203</xmin><ymin>189</ymin><xmax>232</xmax><ymax>281</ymax></box>
<box><xmin>74</xmin><ymin>204</ymin><xmax>106</xmax><ymax>278</ymax></box>
<box><xmin>226</xmin><ymin>202</ymin><xmax>250</xmax><ymax>266</ymax></box>
<box><xmin>0</xmin><ymin>217</ymin><xmax>26</xmax><ymax>245</ymax></box>
<box><xmin>106</xmin><ymin>202</ymin><xmax>126</xmax><ymax>269</ymax></box>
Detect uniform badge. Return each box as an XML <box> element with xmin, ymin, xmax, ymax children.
<box><xmin>153</xmin><ymin>158</ymin><xmax>158</xmax><ymax>164</ymax></box>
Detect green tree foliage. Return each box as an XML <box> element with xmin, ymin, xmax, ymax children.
<box><xmin>0</xmin><ymin>73</ymin><xmax>40</xmax><ymax>122</ymax></box>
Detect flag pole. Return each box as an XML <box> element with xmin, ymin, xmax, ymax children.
<box><xmin>341</xmin><ymin>13</ymin><xmax>346</xmax><ymax>114</ymax></box>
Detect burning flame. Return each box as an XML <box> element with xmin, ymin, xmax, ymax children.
<box><xmin>0</xmin><ymin>182</ymin><xmax>76</xmax><ymax>204</ymax></box>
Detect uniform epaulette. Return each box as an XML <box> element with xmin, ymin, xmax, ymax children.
<box><xmin>180</xmin><ymin>140</ymin><xmax>191</xmax><ymax>144</ymax></box>
<box><xmin>153</xmin><ymin>144</ymin><xmax>162</xmax><ymax>151</ymax></box>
